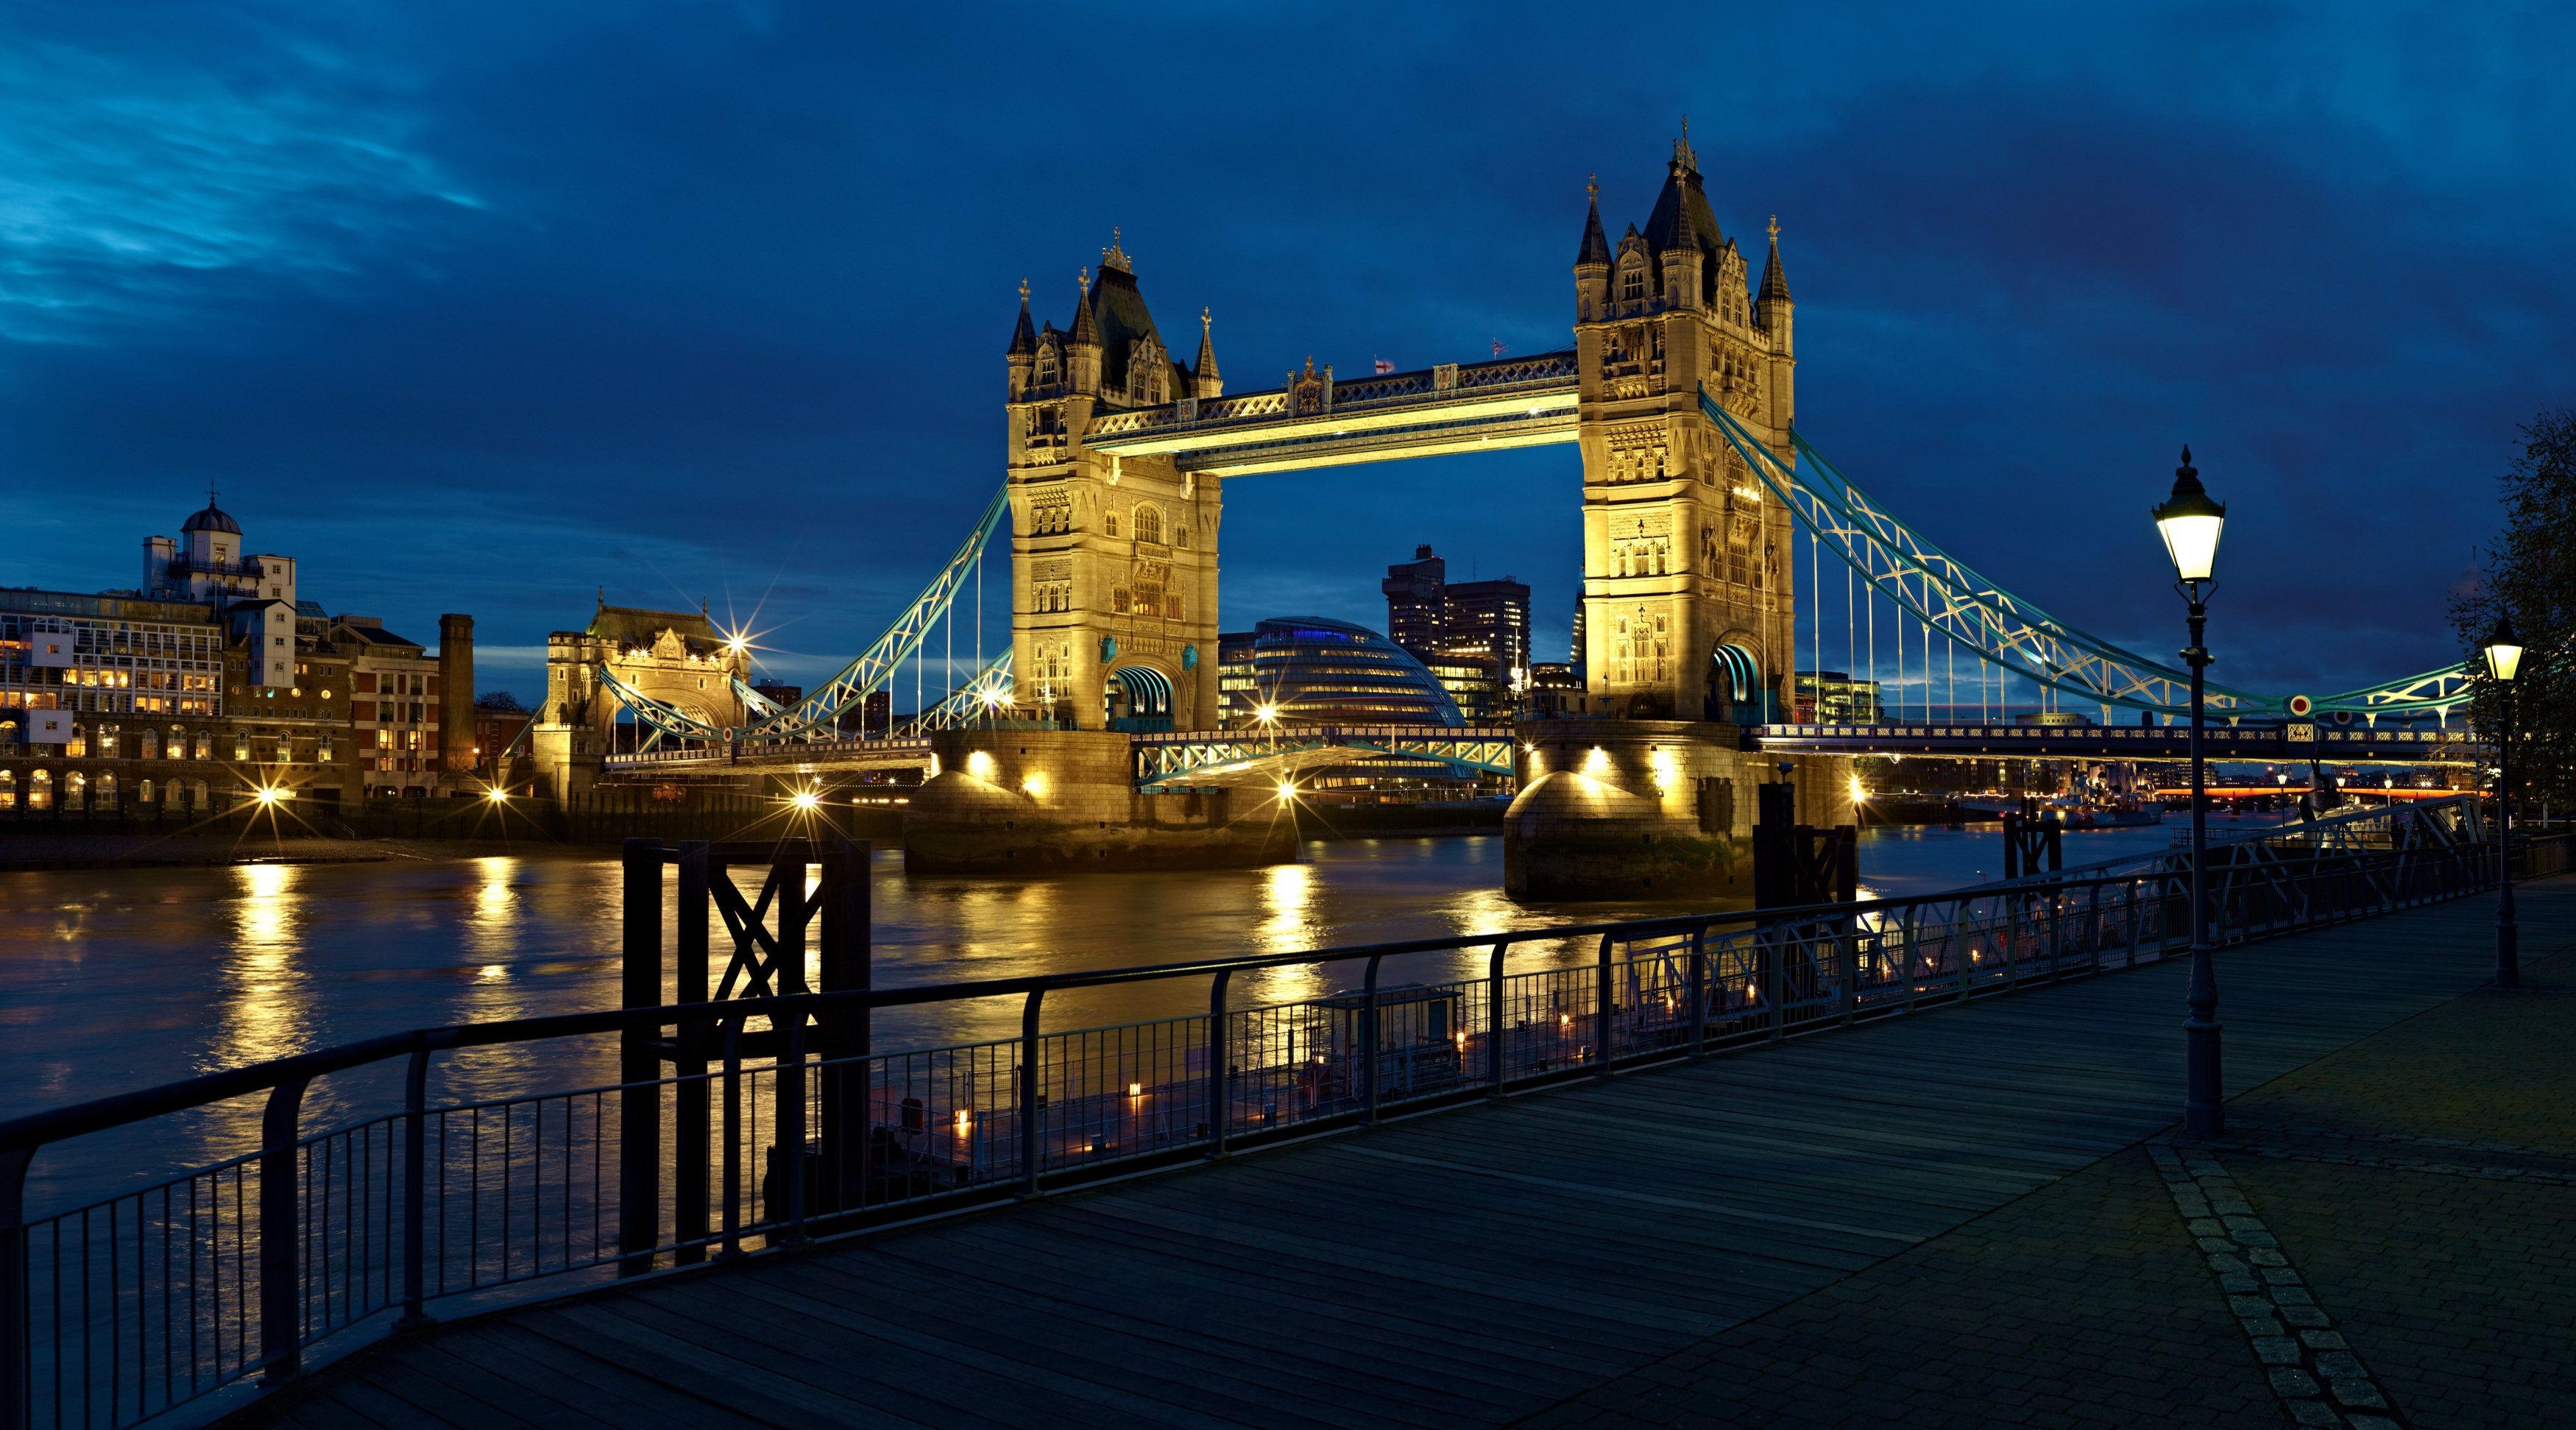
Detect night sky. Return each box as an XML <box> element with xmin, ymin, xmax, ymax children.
<box><xmin>6</xmin><ymin>4</ymin><xmax>2572</xmax><ymax>707</ymax></box>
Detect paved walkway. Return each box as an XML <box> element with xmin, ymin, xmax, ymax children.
<box><xmin>236</xmin><ymin>883</ymin><xmax>2576</xmax><ymax>1429</ymax></box>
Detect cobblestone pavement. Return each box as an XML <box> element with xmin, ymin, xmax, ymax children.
<box><xmin>1519</xmin><ymin>932</ymin><xmax>2576</xmax><ymax>1430</ymax></box>
<box><xmin>2150</xmin><ymin>1144</ymin><xmax>2399</xmax><ymax>1428</ymax></box>
<box><xmin>1516</xmin><ymin>1146</ymin><xmax>2282</xmax><ymax>1429</ymax></box>
<box><xmin>2211</xmin><ymin>943</ymin><xmax>2576</xmax><ymax>1429</ymax></box>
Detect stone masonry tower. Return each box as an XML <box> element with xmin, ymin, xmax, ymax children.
<box><xmin>1573</xmin><ymin>125</ymin><xmax>1797</xmax><ymax>722</ymax></box>
<box><xmin>1004</xmin><ymin>234</ymin><xmax>1223</xmax><ymax>729</ymax></box>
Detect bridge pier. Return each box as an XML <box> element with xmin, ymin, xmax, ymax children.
<box><xmin>903</xmin><ymin>729</ymin><xmax>1296</xmax><ymax>875</ymax></box>
<box><xmin>1504</xmin><ymin>719</ymin><xmax>1851</xmax><ymax>902</ymax></box>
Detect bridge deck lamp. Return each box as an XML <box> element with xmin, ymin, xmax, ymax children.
<box><xmin>2154</xmin><ymin>446</ymin><xmax>2226</xmax><ymax>1139</ymax></box>
<box><xmin>790</xmin><ymin>787</ymin><xmax>821</xmax><ymax>812</ymax></box>
<box><xmin>2485</xmin><ymin>613</ymin><xmax>2522</xmax><ymax>988</ymax></box>
<box><xmin>486</xmin><ymin>786</ymin><xmax>509</xmax><ymax>805</ymax></box>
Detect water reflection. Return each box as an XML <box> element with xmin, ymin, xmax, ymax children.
<box><xmin>216</xmin><ymin>862</ymin><xmax>308</xmax><ymax>1072</ymax></box>
<box><xmin>4</xmin><ymin>826</ymin><xmax>2070</xmax><ymax>1214</ymax></box>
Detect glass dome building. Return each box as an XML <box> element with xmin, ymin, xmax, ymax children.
<box><xmin>1224</xmin><ymin>617</ymin><xmax>1464</xmax><ymax>726</ymax></box>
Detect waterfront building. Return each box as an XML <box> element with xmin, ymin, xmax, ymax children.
<box><xmin>1380</xmin><ymin>545</ymin><xmax>1532</xmax><ymax>679</ymax></box>
<box><xmin>1217</xmin><ymin>630</ymin><xmax>1261</xmax><ymax>724</ymax></box>
<box><xmin>472</xmin><ymin>695</ymin><xmax>532</xmax><ymax>776</ymax></box>
<box><xmin>1227</xmin><ymin>617</ymin><xmax>1462</xmax><ymax>726</ymax></box>
<box><xmin>333</xmin><ymin>617</ymin><xmax>451</xmax><ymax>796</ymax></box>
<box><xmin>1420</xmin><ymin>654</ymin><xmax>1504</xmax><ymax>723</ymax></box>
<box><xmin>0</xmin><ymin>496</ymin><xmax>471</xmax><ymax>811</ymax></box>
<box><xmin>1381</xmin><ymin>546</ymin><xmax>1448</xmax><ymax>659</ymax></box>
<box><xmin>1526</xmin><ymin>661</ymin><xmax>1584</xmax><ymax>717</ymax></box>
<box><xmin>144</xmin><ymin>497</ymin><xmax>299</xmax><ymax>689</ymax></box>
<box><xmin>1443</xmin><ymin>576</ymin><xmax>1532</xmax><ymax>676</ymax></box>
<box><xmin>1794</xmin><ymin>670</ymin><xmax>1883</xmax><ymax>723</ymax></box>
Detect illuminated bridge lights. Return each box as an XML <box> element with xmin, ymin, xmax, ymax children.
<box><xmin>1750</xmin><ymin>721</ymin><xmax>2482</xmax><ymax>765</ymax></box>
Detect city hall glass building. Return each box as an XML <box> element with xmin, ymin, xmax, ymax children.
<box><xmin>1221</xmin><ymin>617</ymin><xmax>1464</xmax><ymax>726</ymax></box>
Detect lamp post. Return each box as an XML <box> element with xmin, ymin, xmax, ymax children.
<box><xmin>2484</xmin><ymin>615</ymin><xmax>2524</xmax><ymax>988</ymax></box>
<box><xmin>2154</xmin><ymin>446</ymin><xmax>2226</xmax><ymax>1138</ymax></box>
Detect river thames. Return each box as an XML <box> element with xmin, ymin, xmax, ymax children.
<box><xmin>1</xmin><ymin>824</ymin><xmax>2201</xmax><ymax>1211</ymax></box>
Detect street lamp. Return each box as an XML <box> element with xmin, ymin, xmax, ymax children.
<box><xmin>2484</xmin><ymin>613</ymin><xmax>2523</xmax><ymax>988</ymax></box>
<box><xmin>2154</xmin><ymin>446</ymin><xmax>2226</xmax><ymax>1137</ymax></box>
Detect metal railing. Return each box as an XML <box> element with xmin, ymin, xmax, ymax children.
<box><xmin>0</xmin><ymin>800</ymin><xmax>2512</xmax><ymax>1429</ymax></box>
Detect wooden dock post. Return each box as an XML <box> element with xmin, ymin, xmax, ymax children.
<box><xmin>618</xmin><ymin>837</ymin><xmax>664</xmax><ymax>1275</ymax></box>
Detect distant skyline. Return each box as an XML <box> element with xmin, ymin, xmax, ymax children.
<box><xmin>6</xmin><ymin>3</ymin><xmax>2572</xmax><ymax>702</ymax></box>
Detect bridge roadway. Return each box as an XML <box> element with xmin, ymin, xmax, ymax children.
<box><xmin>598</xmin><ymin>718</ymin><xmax>2471</xmax><ymax>790</ymax></box>
<box><xmin>240</xmin><ymin>885</ymin><xmax>2572</xmax><ymax>1428</ymax></box>
<box><xmin>598</xmin><ymin>725</ymin><xmax>1519</xmax><ymax>788</ymax></box>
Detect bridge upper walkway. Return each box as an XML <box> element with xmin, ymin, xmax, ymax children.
<box><xmin>224</xmin><ymin>879</ymin><xmax>2576</xmax><ymax>1428</ymax></box>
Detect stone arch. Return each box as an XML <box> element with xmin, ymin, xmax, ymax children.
<box><xmin>1708</xmin><ymin>637</ymin><xmax>1766</xmax><ymax>724</ymax></box>
<box><xmin>1103</xmin><ymin>662</ymin><xmax>1175</xmax><ymax>728</ymax></box>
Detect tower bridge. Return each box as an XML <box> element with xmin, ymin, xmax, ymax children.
<box><xmin>537</xmin><ymin>129</ymin><xmax>2483</xmax><ymax>896</ymax></box>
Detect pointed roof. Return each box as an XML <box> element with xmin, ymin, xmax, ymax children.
<box><xmin>1194</xmin><ymin>307</ymin><xmax>1220</xmax><ymax>386</ymax></box>
<box><xmin>1575</xmin><ymin>176</ymin><xmax>1611</xmax><ymax>266</ymax></box>
<box><xmin>1758</xmin><ymin>216</ymin><xmax>1791</xmax><ymax>305</ymax></box>
<box><xmin>1007</xmin><ymin>280</ymin><xmax>1036</xmax><ymax>355</ymax></box>
<box><xmin>1083</xmin><ymin>257</ymin><xmax>1170</xmax><ymax>394</ymax></box>
<box><xmin>1641</xmin><ymin>153</ymin><xmax>1726</xmax><ymax>261</ymax></box>
<box><xmin>1067</xmin><ymin>268</ymin><xmax>1100</xmax><ymax>346</ymax></box>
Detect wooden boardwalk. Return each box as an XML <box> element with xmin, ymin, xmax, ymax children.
<box><xmin>239</xmin><ymin>883</ymin><xmax>2576</xmax><ymax>1429</ymax></box>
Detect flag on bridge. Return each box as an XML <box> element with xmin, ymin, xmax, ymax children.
<box><xmin>1373</xmin><ymin>358</ymin><xmax>1395</xmax><ymax>374</ymax></box>
<box><xmin>1491</xmin><ymin>339</ymin><xmax>1507</xmax><ymax>358</ymax></box>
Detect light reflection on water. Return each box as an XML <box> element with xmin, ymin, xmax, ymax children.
<box><xmin>0</xmin><ymin>824</ymin><xmax>2188</xmax><ymax>1212</ymax></box>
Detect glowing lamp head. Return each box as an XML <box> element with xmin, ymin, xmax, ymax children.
<box><xmin>2483</xmin><ymin>615</ymin><xmax>2524</xmax><ymax>684</ymax></box>
<box><xmin>252</xmin><ymin>785</ymin><xmax>282</xmax><ymax>807</ymax></box>
<box><xmin>723</xmin><ymin>631</ymin><xmax>749</xmax><ymax>656</ymax></box>
<box><xmin>486</xmin><ymin>787</ymin><xmax>509</xmax><ymax>804</ymax></box>
<box><xmin>979</xmin><ymin>687</ymin><xmax>1007</xmax><ymax>707</ymax></box>
<box><xmin>1275</xmin><ymin>778</ymin><xmax>1297</xmax><ymax>801</ymax></box>
<box><xmin>790</xmin><ymin>787</ymin><xmax>821</xmax><ymax>811</ymax></box>
<box><xmin>1254</xmin><ymin>702</ymin><xmax>1278</xmax><ymax>725</ymax></box>
<box><xmin>2151</xmin><ymin>447</ymin><xmax>2225</xmax><ymax>585</ymax></box>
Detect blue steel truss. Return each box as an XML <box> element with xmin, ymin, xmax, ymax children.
<box><xmin>732</xmin><ymin>678</ymin><xmax>783</xmax><ymax>720</ymax></box>
<box><xmin>1133</xmin><ymin>725</ymin><xmax>1515</xmax><ymax>792</ymax></box>
<box><xmin>1701</xmin><ymin>392</ymin><xmax>2472</xmax><ymax>720</ymax></box>
<box><xmin>596</xmin><ymin>665</ymin><xmax>735</xmax><ymax>749</ymax></box>
<box><xmin>752</xmin><ymin>486</ymin><xmax>1010</xmax><ymax>739</ymax></box>
<box><xmin>901</xmin><ymin>651</ymin><xmax>1016</xmax><ymax>735</ymax></box>
<box><xmin>592</xmin><ymin>486</ymin><xmax>1010</xmax><ymax>744</ymax></box>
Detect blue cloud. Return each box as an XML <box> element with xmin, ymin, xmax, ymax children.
<box><xmin>2</xmin><ymin>1</ymin><xmax>2571</xmax><ymax>705</ymax></box>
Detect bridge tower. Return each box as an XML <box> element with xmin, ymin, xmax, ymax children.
<box><xmin>1573</xmin><ymin>126</ymin><xmax>1796</xmax><ymax>721</ymax></box>
<box><xmin>1004</xmin><ymin>237</ymin><xmax>1223</xmax><ymax>731</ymax></box>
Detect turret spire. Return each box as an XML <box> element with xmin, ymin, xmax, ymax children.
<box><xmin>1194</xmin><ymin>306</ymin><xmax>1220</xmax><ymax>387</ymax></box>
<box><xmin>1069</xmin><ymin>267</ymin><xmax>1099</xmax><ymax>345</ymax></box>
<box><xmin>1007</xmin><ymin>277</ymin><xmax>1036</xmax><ymax>355</ymax></box>
<box><xmin>1758</xmin><ymin>214</ymin><xmax>1791</xmax><ymax>305</ymax></box>
<box><xmin>1575</xmin><ymin>174</ymin><xmax>1611</xmax><ymax>266</ymax></box>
